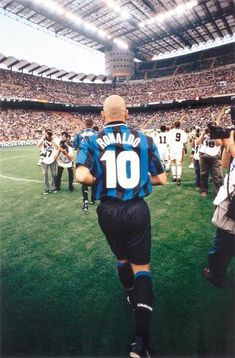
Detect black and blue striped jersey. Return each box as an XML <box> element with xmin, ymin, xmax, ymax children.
<box><xmin>76</xmin><ymin>122</ymin><xmax>164</xmax><ymax>201</ymax></box>
<box><xmin>73</xmin><ymin>128</ymin><xmax>96</xmax><ymax>150</ymax></box>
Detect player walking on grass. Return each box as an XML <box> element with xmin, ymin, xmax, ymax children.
<box><xmin>73</xmin><ymin>119</ymin><xmax>97</xmax><ymax>212</ymax></box>
<box><xmin>168</xmin><ymin>121</ymin><xmax>188</xmax><ymax>185</ymax></box>
<box><xmin>76</xmin><ymin>95</ymin><xmax>167</xmax><ymax>357</ymax></box>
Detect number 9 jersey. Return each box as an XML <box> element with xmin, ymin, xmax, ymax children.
<box><xmin>76</xmin><ymin>122</ymin><xmax>164</xmax><ymax>201</ymax></box>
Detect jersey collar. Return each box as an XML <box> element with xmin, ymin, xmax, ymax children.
<box><xmin>105</xmin><ymin>120</ymin><xmax>126</xmax><ymax>127</ymax></box>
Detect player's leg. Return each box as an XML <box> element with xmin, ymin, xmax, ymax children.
<box><xmin>176</xmin><ymin>159</ymin><xmax>182</xmax><ymax>185</ymax></box>
<box><xmin>97</xmin><ymin>200</ymin><xmax>134</xmax><ymax>305</ymax></box>
<box><xmin>50</xmin><ymin>161</ymin><xmax>58</xmax><ymax>192</ymax></box>
<box><xmin>171</xmin><ymin>159</ymin><xmax>177</xmax><ymax>181</ymax></box>
<box><xmin>90</xmin><ymin>184</ymin><xmax>96</xmax><ymax>204</ymax></box>
<box><xmin>41</xmin><ymin>163</ymin><xmax>50</xmax><ymax>194</ymax></box>
<box><xmin>82</xmin><ymin>184</ymin><xmax>89</xmax><ymax>212</ymax></box>
<box><xmin>210</xmin><ymin>155</ymin><xmax>223</xmax><ymax>195</ymax></box>
<box><xmin>194</xmin><ymin>159</ymin><xmax>201</xmax><ymax>189</ymax></box>
<box><xmin>130</xmin><ymin>263</ymin><xmax>153</xmax><ymax>352</ymax></box>
<box><xmin>56</xmin><ymin>166</ymin><xmax>63</xmax><ymax>190</ymax></box>
<box><xmin>127</xmin><ymin>200</ymin><xmax>153</xmax><ymax>357</ymax></box>
<box><xmin>204</xmin><ymin>228</ymin><xmax>235</xmax><ymax>287</ymax></box>
<box><xmin>68</xmin><ymin>167</ymin><xmax>74</xmax><ymax>191</ymax></box>
<box><xmin>199</xmin><ymin>154</ymin><xmax>209</xmax><ymax>196</ymax></box>
<box><xmin>117</xmin><ymin>259</ymin><xmax>135</xmax><ymax>309</ymax></box>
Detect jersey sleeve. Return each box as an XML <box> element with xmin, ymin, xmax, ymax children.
<box><xmin>149</xmin><ymin>140</ymin><xmax>165</xmax><ymax>176</ymax></box>
<box><xmin>76</xmin><ymin>138</ymin><xmax>95</xmax><ymax>171</ymax></box>
<box><xmin>73</xmin><ymin>133</ymin><xmax>81</xmax><ymax>150</ymax></box>
<box><xmin>183</xmin><ymin>131</ymin><xmax>188</xmax><ymax>143</ymax></box>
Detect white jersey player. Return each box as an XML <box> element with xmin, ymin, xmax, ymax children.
<box><xmin>154</xmin><ymin>125</ymin><xmax>170</xmax><ymax>172</ymax></box>
<box><xmin>168</xmin><ymin>121</ymin><xmax>188</xmax><ymax>185</ymax></box>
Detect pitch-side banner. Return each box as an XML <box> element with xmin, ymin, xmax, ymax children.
<box><xmin>0</xmin><ymin>140</ymin><xmax>37</xmax><ymax>148</ymax></box>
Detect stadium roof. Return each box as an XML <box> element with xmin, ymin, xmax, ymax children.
<box><xmin>0</xmin><ymin>52</ymin><xmax>115</xmax><ymax>82</ymax></box>
<box><xmin>1</xmin><ymin>0</ymin><xmax>235</xmax><ymax>61</ymax></box>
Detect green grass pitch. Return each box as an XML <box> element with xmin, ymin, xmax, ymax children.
<box><xmin>0</xmin><ymin>146</ymin><xmax>234</xmax><ymax>357</ymax></box>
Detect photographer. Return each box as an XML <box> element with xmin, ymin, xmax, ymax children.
<box><xmin>196</xmin><ymin>123</ymin><xmax>223</xmax><ymax>196</ymax></box>
<box><xmin>204</xmin><ymin>130</ymin><xmax>235</xmax><ymax>287</ymax></box>
<box><xmin>56</xmin><ymin>132</ymin><xmax>74</xmax><ymax>192</ymax></box>
<box><xmin>37</xmin><ymin>129</ymin><xmax>59</xmax><ymax>195</ymax></box>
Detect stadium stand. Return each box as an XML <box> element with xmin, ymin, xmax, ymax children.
<box><xmin>0</xmin><ymin>64</ymin><xmax>234</xmax><ymax>105</ymax></box>
<box><xmin>0</xmin><ymin>42</ymin><xmax>234</xmax><ymax>143</ymax></box>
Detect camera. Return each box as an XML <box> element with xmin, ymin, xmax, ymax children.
<box><xmin>46</xmin><ymin>130</ymin><xmax>53</xmax><ymax>138</ymax></box>
<box><xmin>59</xmin><ymin>140</ymin><xmax>67</xmax><ymax>149</ymax></box>
<box><xmin>209</xmin><ymin>126</ymin><xmax>232</xmax><ymax>139</ymax></box>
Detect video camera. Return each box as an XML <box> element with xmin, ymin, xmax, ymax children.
<box><xmin>209</xmin><ymin>106</ymin><xmax>235</xmax><ymax>139</ymax></box>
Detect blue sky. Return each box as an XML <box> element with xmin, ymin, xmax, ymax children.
<box><xmin>0</xmin><ymin>13</ymin><xmax>105</xmax><ymax>75</ymax></box>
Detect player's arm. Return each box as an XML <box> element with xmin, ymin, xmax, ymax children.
<box><xmin>221</xmin><ymin>131</ymin><xmax>235</xmax><ymax>168</ymax></box>
<box><xmin>60</xmin><ymin>148</ymin><xmax>73</xmax><ymax>161</ymax></box>
<box><xmin>75</xmin><ymin>138</ymin><xmax>95</xmax><ymax>185</ymax></box>
<box><xmin>196</xmin><ymin>130</ymin><xmax>205</xmax><ymax>145</ymax></box>
<box><xmin>150</xmin><ymin>172</ymin><xmax>167</xmax><ymax>185</ymax></box>
<box><xmin>37</xmin><ymin>132</ymin><xmax>46</xmax><ymax>147</ymax></box>
<box><xmin>76</xmin><ymin>166</ymin><xmax>96</xmax><ymax>185</ymax></box>
<box><xmin>149</xmin><ymin>140</ymin><xmax>167</xmax><ymax>185</ymax></box>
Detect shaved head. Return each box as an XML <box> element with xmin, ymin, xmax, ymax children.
<box><xmin>102</xmin><ymin>95</ymin><xmax>128</xmax><ymax>123</ymax></box>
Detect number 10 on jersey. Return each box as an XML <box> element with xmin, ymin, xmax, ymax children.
<box><xmin>101</xmin><ymin>150</ymin><xmax>140</xmax><ymax>189</ymax></box>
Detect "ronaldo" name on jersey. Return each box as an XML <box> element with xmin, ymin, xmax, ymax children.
<box><xmin>96</xmin><ymin>132</ymin><xmax>141</xmax><ymax>149</ymax></box>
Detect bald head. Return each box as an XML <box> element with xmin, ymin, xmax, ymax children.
<box><xmin>102</xmin><ymin>95</ymin><xmax>128</xmax><ymax>123</ymax></box>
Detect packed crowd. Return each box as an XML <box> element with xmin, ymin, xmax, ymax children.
<box><xmin>0</xmin><ymin>64</ymin><xmax>234</xmax><ymax>106</ymax></box>
<box><xmin>0</xmin><ymin>110</ymin><xmax>84</xmax><ymax>142</ymax></box>
<box><xmin>1</xmin><ymin>104</ymin><xmax>232</xmax><ymax>142</ymax></box>
<box><xmin>133</xmin><ymin>52</ymin><xmax>234</xmax><ymax>80</ymax></box>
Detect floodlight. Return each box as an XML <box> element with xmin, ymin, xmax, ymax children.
<box><xmin>120</xmin><ymin>10</ymin><xmax>131</xmax><ymax>20</ymax></box>
<box><xmin>113</xmin><ymin>38</ymin><xmax>129</xmax><ymax>49</ymax></box>
<box><xmin>83</xmin><ymin>22</ymin><xmax>97</xmax><ymax>32</ymax></box>
<box><xmin>98</xmin><ymin>29</ymin><xmax>108</xmax><ymax>38</ymax></box>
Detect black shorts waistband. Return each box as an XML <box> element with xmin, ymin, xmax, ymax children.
<box><xmin>100</xmin><ymin>197</ymin><xmax>144</xmax><ymax>204</ymax></box>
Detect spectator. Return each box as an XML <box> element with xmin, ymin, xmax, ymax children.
<box><xmin>196</xmin><ymin>125</ymin><xmax>223</xmax><ymax>196</ymax></box>
<box><xmin>37</xmin><ymin>129</ymin><xmax>58</xmax><ymax>195</ymax></box>
<box><xmin>56</xmin><ymin>131</ymin><xmax>74</xmax><ymax>192</ymax></box>
<box><xmin>204</xmin><ymin>130</ymin><xmax>235</xmax><ymax>287</ymax></box>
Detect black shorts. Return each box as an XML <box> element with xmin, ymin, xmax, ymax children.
<box><xmin>97</xmin><ymin>198</ymin><xmax>151</xmax><ymax>265</ymax></box>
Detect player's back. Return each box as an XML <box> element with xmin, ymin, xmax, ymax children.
<box><xmin>83</xmin><ymin>123</ymin><xmax>163</xmax><ymax>201</ymax></box>
<box><xmin>155</xmin><ymin>131</ymin><xmax>169</xmax><ymax>147</ymax></box>
<box><xmin>168</xmin><ymin>128</ymin><xmax>187</xmax><ymax>147</ymax></box>
<box><xmin>73</xmin><ymin>128</ymin><xmax>96</xmax><ymax>149</ymax></box>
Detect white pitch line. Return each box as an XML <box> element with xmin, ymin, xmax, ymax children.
<box><xmin>0</xmin><ymin>174</ymin><xmax>195</xmax><ymax>186</ymax></box>
<box><xmin>0</xmin><ymin>174</ymin><xmax>43</xmax><ymax>183</ymax></box>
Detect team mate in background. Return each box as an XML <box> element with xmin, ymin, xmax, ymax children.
<box><xmin>73</xmin><ymin>119</ymin><xmax>97</xmax><ymax>212</ymax></box>
<box><xmin>76</xmin><ymin>95</ymin><xmax>167</xmax><ymax>358</ymax></box>
<box><xmin>168</xmin><ymin>121</ymin><xmax>188</xmax><ymax>185</ymax></box>
<box><xmin>154</xmin><ymin>125</ymin><xmax>170</xmax><ymax>173</ymax></box>
<box><xmin>37</xmin><ymin>129</ymin><xmax>58</xmax><ymax>195</ymax></box>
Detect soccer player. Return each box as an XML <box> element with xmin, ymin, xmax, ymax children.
<box><xmin>154</xmin><ymin>125</ymin><xmax>170</xmax><ymax>173</ymax></box>
<box><xmin>73</xmin><ymin>119</ymin><xmax>97</xmax><ymax>212</ymax></box>
<box><xmin>37</xmin><ymin>129</ymin><xmax>59</xmax><ymax>194</ymax></box>
<box><xmin>168</xmin><ymin>120</ymin><xmax>188</xmax><ymax>185</ymax></box>
<box><xmin>76</xmin><ymin>95</ymin><xmax>167</xmax><ymax>357</ymax></box>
